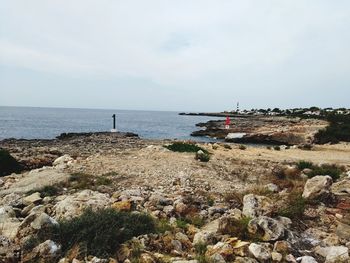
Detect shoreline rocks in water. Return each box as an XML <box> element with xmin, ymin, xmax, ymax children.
<box><xmin>191</xmin><ymin>116</ymin><xmax>328</xmax><ymax>145</ymax></box>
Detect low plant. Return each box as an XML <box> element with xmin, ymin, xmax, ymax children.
<box><xmin>277</xmin><ymin>191</ymin><xmax>306</xmax><ymax>220</ymax></box>
<box><xmin>223</xmin><ymin>144</ymin><xmax>232</xmax><ymax>149</ymax></box>
<box><xmin>0</xmin><ymin>149</ymin><xmax>23</xmax><ymax>176</ymax></box>
<box><xmin>194</xmin><ymin>242</ymin><xmax>209</xmax><ymax>263</ymax></box>
<box><xmin>156</xmin><ymin>219</ymin><xmax>174</xmax><ymax>233</ymax></box>
<box><xmin>50</xmin><ymin>208</ymin><xmax>155</xmax><ymax>258</ymax></box>
<box><xmin>175</xmin><ymin>218</ymin><xmax>188</xmax><ymax>229</ymax></box>
<box><xmin>296</xmin><ymin>160</ymin><xmax>314</xmax><ymax>170</ymax></box>
<box><xmin>27</xmin><ymin>185</ymin><xmax>60</xmax><ymax>197</ymax></box>
<box><xmin>273</xmin><ymin>146</ymin><xmax>281</xmax><ymax>151</ymax></box>
<box><xmin>307</xmin><ymin>164</ymin><xmax>343</xmax><ymax>181</ymax></box>
<box><xmin>195</xmin><ymin>151</ymin><xmax>210</xmax><ymax>162</ymax></box>
<box><xmin>164</xmin><ymin>142</ymin><xmax>208</xmax><ymax>154</ymax></box>
<box><xmin>239</xmin><ymin>145</ymin><xmax>247</xmax><ymax>150</ymax></box>
<box><xmin>223</xmin><ymin>191</ymin><xmax>244</xmax><ymax>209</ymax></box>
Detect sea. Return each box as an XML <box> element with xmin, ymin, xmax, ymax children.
<box><xmin>0</xmin><ymin>106</ymin><xmax>224</xmax><ymax>141</ymax></box>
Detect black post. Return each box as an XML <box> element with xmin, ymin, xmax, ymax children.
<box><xmin>112</xmin><ymin>114</ymin><xmax>116</xmax><ymax>130</ymax></box>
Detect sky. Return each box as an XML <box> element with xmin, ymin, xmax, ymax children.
<box><xmin>0</xmin><ymin>1</ymin><xmax>349</xmax><ymax>112</ymax></box>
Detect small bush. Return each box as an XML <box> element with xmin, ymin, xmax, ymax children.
<box><xmin>52</xmin><ymin>209</ymin><xmax>155</xmax><ymax>258</ymax></box>
<box><xmin>297</xmin><ymin>161</ymin><xmax>314</xmax><ymax>170</ymax></box>
<box><xmin>277</xmin><ymin>192</ymin><xmax>306</xmax><ymax>220</ymax></box>
<box><xmin>239</xmin><ymin>145</ymin><xmax>247</xmax><ymax>150</ymax></box>
<box><xmin>195</xmin><ymin>151</ymin><xmax>210</xmax><ymax>162</ymax></box>
<box><xmin>156</xmin><ymin>219</ymin><xmax>174</xmax><ymax>233</ymax></box>
<box><xmin>164</xmin><ymin>142</ymin><xmax>208</xmax><ymax>154</ymax></box>
<box><xmin>307</xmin><ymin>164</ymin><xmax>343</xmax><ymax>181</ymax></box>
<box><xmin>0</xmin><ymin>149</ymin><xmax>23</xmax><ymax>176</ymax></box>
<box><xmin>223</xmin><ymin>191</ymin><xmax>243</xmax><ymax>209</ymax></box>
<box><xmin>223</xmin><ymin>144</ymin><xmax>232</xmax><ymax>149</ymax></box>
<box><xmin>95</xmin><ymin>177</ymin><xmax>112</xmax><ymax>186</ymax></box>
<box><xmin>273</xmin><ymin>146</ymin><xmax>281</xmax><ymax>151</ymax></box>
<box><xmin>219</xmin><ymin>216</ymin><xmax>252</xmax><ymax>240</ymax></box>
<box><xmin>175</xmin><ymin>218</ymin><xmax>188</xmax><ymax>229</ymax></box>
<box><xmin>27</xmin><ymin>185</ymin><xmax>60</xmax><ymax>197</ymax></box>
<box><xmin>194</xmin><ymin>242</ymin><xmax>209</xmax><ymax>263</ymax></box>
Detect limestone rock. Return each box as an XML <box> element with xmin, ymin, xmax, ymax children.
<box><xmin>248</xmin><ymin>243</ymin><xmax>272</xmax><ymax>261</ymax></box>
<box><xmin>302</xmin><ymin>176</ymin><xmax>332</xmax><ymax>200</ymax></box>
<box><xmin>331</xmin><ymin>179</ymin><xmax>350</xmax><ymax>196</ymax></box>
<box><xmin>336</xmin><ymin>222</ymin><xmax>350</xmax><ymax>240</ymax></box>
<box><xmin>54</xmin><ymin>190</ymin><xmax>111</xmax><ymax>220</ymax></box>
<box><xmin>23</xmin><ymin>192</ymin><xmax>42</xmax><ymax>206</ymax></box>
<box><xmin>315</xmin><ymin>245</ymin><xmax>349</xmax><ymax>263</ymax></box>
<box><xmin>53</xmin><ymin>154</ymin><xmax>73</xmax><ymax>168</ymax></box>
<box><xmin>242</xmin><ymin>194</ymin><xmax>274</xmax><ymax>218</ymax></box>
<box><xmin>23</xmin><ymin>240</ymin><xmax>61</xmax><ymax>262</ymax></box>
<box><xmin>296</xmin><ymin>256</ymin><xmax>318</xmax><ymax>263</ymax></box>
<box><xmin>0</xmin><ymin>206</ymin><xmax>20</xmax><ymax>239</ymax></box>
<box><xmin>248</xmin><ymin>216</ymin><xmax>285</xmax><ymax>241</ymax></box>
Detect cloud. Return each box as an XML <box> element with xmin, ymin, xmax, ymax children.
<box><xmin>1</xmin><ymin>0</ymin><xmax>350</xmax><ymax>110</ymax></box>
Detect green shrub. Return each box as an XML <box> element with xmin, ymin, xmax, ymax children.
<box><xmin>156</xmin><ymin>219</ymin><xmax>174</xmax><ymax>233</ymax></box>
<box><xmin>51</xmin><ymin>209</ymin><xmax>155</xmax><ymax>258</ymax></box>
<box><xmin>223</xmin><ymin>144</ymin><xmax>232</xmax><ymax>149</ymax></box>
<box><xmin>296</xmin><ymin>161</ymin><xmax>314</xmax><ymax>170</ymax></box>
<box><xmin>273</xmin><ymin>146</ymin><xmax>281</xmax><ymax>151</ymax></box>
<box><xmin>95</xmin><ymin>177</ymin><xmax>112</xmax><ymax>186</ymax></box>
<box><xmin>0</xmin><ymin>149</ymin><xmax>23</xmax><ymax>176</ymax></box>
<box><xmin>315</xmin><ymin>113</ymin><xmax>350</xmax><ymax>144</ymax></box>
<box><xmin>164</xmin><ymin>142</ymin><xmax>208</xmax><ymax>154</ymax></box>
<box><xmin>175</xmin><ymin>218</ymin><xmax>188</xmax><ymax>229</ymax></box>
<box><xmin>27</xmin><ymin>185</ymin><xmax>60</xmax><ymax>197</ymax></box>
<box><xmin>195</xmin><ymin>151</ymin><xmax>210</xmax><ymax>162</ymax></box>
<box><xmin>277</xmin><ymin>192</ymin><xmax>306</xmax><ymax>220</ymax></box>
<box><xmin>194</xmin><ymin>242</ymin><xmax>209</xmax><ymax>263</ymax></box>
<box><xmin>239</xmin><ymin>145</ymin><xmax>247</xmax><ymax>150</ymax></box>
<box><xmin>307</xmin><ymin>164</ymin><xmax>343</xmax><ymax>181</ymax></box>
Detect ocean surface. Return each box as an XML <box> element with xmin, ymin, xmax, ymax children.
<box><xmin>0</xmin><ymin>106</ymin><xmax>224</xmax><ymax>141</ymax></box>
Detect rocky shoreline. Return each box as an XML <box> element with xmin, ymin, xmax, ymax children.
<box><xmin>1</xmin><ymin>133</ymin><xmax>350</xmax><ymax>262</ymax></box>
<box><xmin>191</xmin><ymin>116</ymin><xmax>328</xmax><ymax>145</ymax></box>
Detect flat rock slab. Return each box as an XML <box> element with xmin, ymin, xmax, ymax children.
<box><xmin>0</xmin><ymin>168</ymin><xmax>69</xmax><ymax>196</ymax></box>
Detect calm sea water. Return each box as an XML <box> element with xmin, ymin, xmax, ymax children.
<box><xmin>0</xmin><ymin>106</ymin><xmax>224</xmax><ymax>141</ymax></box>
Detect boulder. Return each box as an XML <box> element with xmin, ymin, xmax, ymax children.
<box><xmin>248</xmin><ymin>216</ymin><xmax>285</xmax><ymax>241</ymax></box>
<box><xmin>23</xmin><ymin>240</ymin><xmax>61</xmax><ymax>263</ymax></box>
<box><xmin>242</xmin><ymin>194</ymin><xmax>274</xmax><ymax>218</ymax></box>
<box><xmin>302</xmin><ymin>176</ymin><xmax>332</xmax><ymax>200</ymax></box>
<box><xmin>53</xmin><ymin>154</ymin><xmax>73</xmax><ymax>168</ymax></box>
<box><xmin>0</xmin><ymin>206</ymin><xmax>20</xmax><ymax>239</ymax></box>
<box><xmin>248</xmin><ymin>243</ymin><xmax>272</xmax><ymax>261</ymax></box>
<box><xmin>336</xmin><ymin>222</ymin><xmax>350</xmax><ymax>240</ymax></box>
<box><xmin>331</xmin><ymin>179</ymin><xmax>350</xmax><ymax>195</ymax></box>
<box><xmin>23</xmin><ymin>192</ymin><xmax>42</xmax><ymax>206</ymax></box>
<box><xmin>315</xmin><ymin>245</ymin><xmax>349</xmax><ymax>263</ymax></box>
<box><xmin>296</xmin><ymin>256</ymin><xmax>318</xmax><ymax>263</ymax></box>
<box><xmin>53</xmin><ymin>190</ymin><xmax>111</xmax><ymax>220</ymax></box>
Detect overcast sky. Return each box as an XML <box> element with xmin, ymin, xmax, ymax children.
<box><xmin>0</xmin><ymin>1</ymin><xmax>349</xmax><ymax>111</ymax></box>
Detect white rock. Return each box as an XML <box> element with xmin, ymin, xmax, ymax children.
<box><xmin>54</xmin><ymin>190</ymin><xmax>111</xmax><ymax>220</ymax></box>
<box><xmin>248</xmin><ymin>243</ymin><xmax>272</xmax><ymax>261</ymax></box>
<box><xmin>242</xmin><ymin>194</ymin><xmax>274</xmax><ymax>218</ymax></box>
<box><xmin>248</xmin><ymin>216</ymin><xmax>285</xmax><ymax>241</ymax></box>
<box><xmin>23</xmin><ymin>192</ymin><xmax>42</xmax><ymax>206</ymax></box>
<box><xmin>296</xmin><ymin>256</ymin><xmax>318</xmax><ymax>263</ymax></box>
<box><xmin>53</xmin><ymin>154</ymin><xmax>73</xmax><ymax>167</ymax></box>
<box><xmin>302</xmin><ymin>176</ymin><xmax>332</xmax><ymax>200</ymax></box>
<box><xmin>315</xmin><ymin>246</ymin><xmax>349</xmax><ymax>263</ymax></box>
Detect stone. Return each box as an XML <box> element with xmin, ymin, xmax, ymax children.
<box><xmin>210</xmin><ymin>253</ymin><xmax>226</xmax><ymax>263</ymax></box>
<box><xmin>1</xmin><ymin>193</ymin><xmax>23</xmax><ymax>207</ymax></box>
<box><xmin>23</xmin><ymin>192</ymin><xmax>42</xmax><ymax>206</ymax></box>
<box><xmin>302</xmin><ymin>176</ymin><xmax>332</xmax><ymax>200</ymax></box>
<box><xmin>331</xmin><ymin>179</ymin><xmax>350</xmax><ymax>195</ymax></box>
<box><xmin>273</xmin><ymin>240</ymin><xmax>291</xmax><ymax>254</ymax></box>
<box><xmin>140</xmin><ymin>253</ymin><xmax>156</xmax><ymax>263</ymax></box>
<box><xmin>233</xmin><ymin>257</ymin><xmax>258</xmax><ymax>263</ymax></box>
<box><xmin>111</xmin><ymin>201</ymin><xmax>132</xmax><ymax>212</ymax></box>
<box><xmin>336</xmin><ymin>222</ymin><xmax>350</xmax><ymax>240</ymax></box>
<box><xmin>315</xmin><ymin>245</ymin><xmax>349</xmax><ymax>263</ymax></box>
<box><xmin>271</xmin><ymin>251</ymin><xmax>283</xmax><ymax>262</ymax></box>
<box><xmin>242</xmin><ymin>194</ymin><xmax>274</xmax><ymax>218</ymax></box>
<box><xmin>285</xmin><ymin>254</ymin><xmax>297</xmax><ymax>262</ymax></box>
<box><xmin>193</xmin><ymin>231</ymin><xmax>216</xmax><ymax>245</ymax></box>
<box><xmin>23</xmin><ymin>240</ymin><xmax>61</xmax><ymax>262</ymax></box>
<box><xmin>172</xmin><ymin>260</ymin><xmax>198</xmax><ymax>263</ymax></box>
<box><xmin>54</xmin><ymin>190</ymin><xmax>111</xmax><ymax>220</ymax></box>
<box><xmin>0</xmin><ymin>206</ymin><xmax>20</xmax><ymax>239</ymax></box>
<box><xmin>265</xmin><ymin>183</ymin><xmax>279</xmax><ymax>193</ymax></box>
<box><xmin>296</xmin><ymin>256</ymin><xmax>318</xmax><ymax>263</ymax></box>
<box><xmin>248</xmin><ymin>243</ymin><xmax>272</xmax><ymax>261</ymax></box>
<box><xmin>53</xmin><ymin>154</ymin><xmax>73</xmax><ymax>168</ymax></box>
<box><xmin>248</xmin><ymin>216</ymin><xmax>285</xmax><ymax>241</ymax></box>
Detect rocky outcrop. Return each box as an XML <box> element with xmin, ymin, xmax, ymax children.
<box><xmin>302</xmin><ymin>176</ymin><xmax>333</xmax><ymax>200</ymax></box>
<box><xmin>190</xmin><ymin>116</ymin><xmax>327</xmax><ymax>145</ymax></box>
